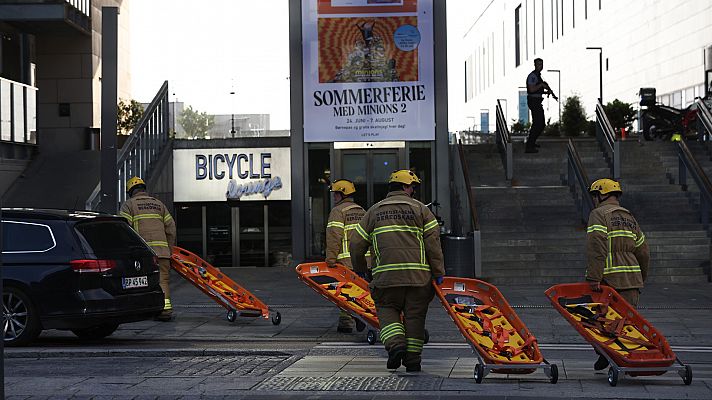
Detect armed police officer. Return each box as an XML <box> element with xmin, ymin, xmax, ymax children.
<box><xmin>526</xmin><ymin>58</ymin><xmax>557</xmax><ymax>153</ymax></box>
<box><xmin>325</xmin><ymin>179</ymin><xmax>368</xmax><ymax>333</ymax></box>
<box><xmin>350</xmin><ymin>170</ymin><xmax>445</xmax><ymax>372</ymax></box>
<box><xmin>586</xmin><ymin>178</ymin><xmax>650</xmax><ymax>370</ymax></box>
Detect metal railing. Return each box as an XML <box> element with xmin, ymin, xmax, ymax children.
<box><xmin>0</xmin><ymin>77</ymin><xmax>38</xmax><ymax>145</ymax></box>
<box><xmin>456</xmin><ymin>138</ymin><xmax>481</xmax><ymax>277</ymax></box>
<box><xmin>595</xmin><ymin>101</ymin><xmax>620</xmax><ymax>179</ymax></box>
<box><xmin>86</xmin><ymin>81</ymin><xmax>170</xmax><ymax>211</ymax></box>
<box><xmin>65</xmin><ymin>0</ymin><xmax>89</xmax><ymax>15</ymax></box>
<box><xmin>495</xmin><ymin>100</ymin><xmax>513</xmax><ymax>180</ymax></box>
<box><xmin>677</xmin><ymin>139</ymin><xmax>712</xmax><ymax>228</ymax></box>
<box><xmin>696</xmin><ymin>97</ymin><xmax>712</xmax><ymax>138</ymax></box>
<box><xmin>566</xmin><ymin>139</ymin><xmax>594</xmax><ymax>223</ymax></box>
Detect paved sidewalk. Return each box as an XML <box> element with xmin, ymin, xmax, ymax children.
<box><xmin>6</xmin><ymin>267</ymin><xmax>712</xmax><ymax>399</ymax></box>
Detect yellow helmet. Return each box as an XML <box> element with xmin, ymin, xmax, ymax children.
<box><xmin>589</xmin><ymin>178</ymin><xmax>622</xmax><ymax>195</ymax></box>
<box><xmin>389</xmin><ymin>169</ymin><xmax>421</xmax><ymax>185</ymax></box>
<box><xmin>330</xmin><ymin>179</ymin><xmax>356</xmax><ymax>196</ymax></box>
<box><xmin>126</xmin><ymin>176</ymin><xmax>146</xmax><ymax>193</ymax></box>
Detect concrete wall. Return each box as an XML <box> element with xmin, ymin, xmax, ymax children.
<box><xmin>35</xmin><ymin>0</ymin><xmax>132</xmax><ymax>154</ymax></box>
<box><xmin>462</xmin><ymin>0</ymin><xmax>712</xmax><ymax>131</ymax></box>
<box><xmin>0</xmin><ymin>159</ymin><xmax>31</xmax><ymax>197</ymax></box>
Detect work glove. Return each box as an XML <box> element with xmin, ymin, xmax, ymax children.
<box><xmin>434</xmin><ymin>276</ymin><xmax>444</xmax><ymax>286</ymax></box>
<box><xmin>588</xmin><ymin>280</ymin><xmax>602</xmax><ymax>292</ymax></box>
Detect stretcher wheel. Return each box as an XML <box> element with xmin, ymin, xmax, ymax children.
<box><xmin>424</xmin><ymin>329</ymin><xmax>430</xmax><ymax>344</ymax></box>
<box><xmin>607</xmin><ymin>367</ymin><xmax>618</xmax><ymax>387</ymax></box>
<box><xmin>366</xmin><ymin>330</ymin><xmax>377</xmax><ymax>345</ymax></box>
<box><xmin>474</xmin><ymin>363</ymin><xmax>485</xmax><ymax>384</ymax></box>
<box><xmin>683</xmin><ymin>365</ymin><xmax>692</xmax><ymax>385</ymax></box>
<box><xmin>549</xmin><ymin>364</ymin><xmax>559</xmax><ymax>384</ymax></box>
<box><xmin>271</xmin><ymin>311</ymin><xmax>282</xmax><ymax>326</ymax></box>
<box><xmin>226</xmin><ymin>309</ymin><xmax>237</xmax><ymax>323</ymax></box>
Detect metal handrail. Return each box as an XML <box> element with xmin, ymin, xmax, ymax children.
<box><xmin>677</xmin><ymin>140</ymin><xmax>712</xmax><ymax>228</ymax></box>
<box><xmin>595</xmin><ymin>101</ymin><xmax>620</xmax><ymax>179</ymax></box>
<box><xmin>86</xmin><ymin>81</ymin><xmax>170</xmax><ymax>211</ymax></box>
<box><xmin>456</xmin><ymin>138</ymin><xmax>481</xmax><ymax>277</ymax></box>
<box><xmin>696</xmin><ymin>97</ymin><xmax>712</xmax><ymax>138</ymax></box>
<box><xmin>495</xmin><ymin>100</ymin><xmax>513</xmax><ymax>180</ymax></box>
<box><xmin>566</xmin><ymin>139</ymin><xmax>594</xmax><ymax>223</ymax></box>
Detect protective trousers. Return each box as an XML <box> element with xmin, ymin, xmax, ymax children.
<box><xmin>159</xmin><ymin>258</ymin><xmax>172</xmax><ymax>314</ymax></box>
<box><xmin>372</xmin><ymin>284</ymin><xmax>434</xmax><ymax>367</ymax></box>
<box><xmin>617</xmin><ymin>288</ymin><xmax>640</xmax><ymax>308</ymax></box>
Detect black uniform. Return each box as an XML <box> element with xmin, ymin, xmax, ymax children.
<box><xmin>526</xmin><ymin>70</ymin><xmax>546</xmax><ymax>151</ymax></box>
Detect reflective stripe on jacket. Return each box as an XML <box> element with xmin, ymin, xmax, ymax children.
<box><xmin>119</xmin><ymin>192</ymin><xmax>176</xmax><ymax>259</ymax></box>
<box><xmin>586</xmin><ymin>198</ymin><xmax>650</xmax><ymax>290</ymax></box>
<box><xmin>325</xmin><ymin>197</ymin><xmax>367</xmax><ymax>268</ymax></box>
<box><xmin>350</xmin><ymin>191</ymin><xmax>445</xmax><ymax>288</ymax></box>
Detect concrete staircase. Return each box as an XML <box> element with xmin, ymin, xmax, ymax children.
<box><xmin>462</xmin><ymin>138</ymin><xmax>710</xmax><ymax>284</ymax></box>
<box><xmin>465</xmin><ymin>140</ymin><xmax>588</xmax><ymax>284</ymax></box>
<box><xmin>573</xmin><ymin>139</ymin><xmax>710</xmax><ymax>283</ymax></box>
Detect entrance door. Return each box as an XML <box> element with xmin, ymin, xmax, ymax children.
<box><xmin>337</xmin><ymin>149</ymin><xmax>402</xmax><ymax>208</ymax></box>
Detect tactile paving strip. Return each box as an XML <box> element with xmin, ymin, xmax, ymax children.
<box><xmin>138</xmin><ymin>355</ymin><xmax>289</xmax><ymax>377</ymax></box>
<box><xmin>255</xmin><ymin>376</ymin><xmax>443</xmax><ymax>391</ymax></box>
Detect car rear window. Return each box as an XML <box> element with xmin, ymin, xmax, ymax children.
<box><xmin>74</xmin><ymin>220</ymin><xmax>149</xmax><ymax>257</ymax></box>
<box><xmin>1</xmin><ymin>221</ymin><xmax>56</xmax><ymax>253</ymax></box>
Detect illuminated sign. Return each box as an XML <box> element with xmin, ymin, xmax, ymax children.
<box><xmin>173</xmin><ymin>148</ymin><xmax>291</xmax><ymax>202</ymax></box>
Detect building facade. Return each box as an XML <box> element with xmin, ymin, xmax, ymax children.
<box><xmin>462</xmin><ymin>0</ymin><xmax>712</xmax><ymax>131</ymax></box>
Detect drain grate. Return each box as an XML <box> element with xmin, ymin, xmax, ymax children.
<box><xmin>255</xmin><ymin>375</ymin><xmax>443</xmax><ymax>391</ymax></box>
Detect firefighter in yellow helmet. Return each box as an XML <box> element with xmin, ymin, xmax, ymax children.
<box><xmin>326</xmin><ymin>179</ymin><xmax>368</xmax><ymax>333</ymax></box>
<box><xmin>350</xmin><ymin>169</ymin><xmax>445</xmax><ymax>372</ymax></box>
<box><xmin>120</xmin><ymin>177</ymin><xmax>177</xmax><ymax>321</ymax></box>
<box><xmin>586</xmin><ymin>178</ymin><xmax>649</xmax><ymax>370</ymax></box>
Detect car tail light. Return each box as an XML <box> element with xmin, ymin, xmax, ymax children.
<box><xmin>70</xmin><ymin>259</ymin><xmax>116</xmax><ymax>273</ymax></box>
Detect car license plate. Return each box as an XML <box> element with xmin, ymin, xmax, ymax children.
<box><xmin>122</xmin><ymin>276</ymin><xmax>148</xmax><ymax>289</ymax></box>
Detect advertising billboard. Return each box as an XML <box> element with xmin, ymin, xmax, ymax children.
<box><xmin>302</xmin><ymin>0</ymin><xmax>434</xmax><ymax>142</ymax></box>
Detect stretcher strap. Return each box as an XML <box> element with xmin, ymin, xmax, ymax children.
<box><xmin>567</xmin><ymin>303</ymin><xmax>658</xmax><ymax>353</ymax></box>
<box><xmin>455</xmin><ymin>305</ymin><xmax>531</xmax><ymax>359</ymax></box>
<box><xmin>323</xmin><ymin>282</ymin><xmax>376</xmax><ymax>316</ymax></box>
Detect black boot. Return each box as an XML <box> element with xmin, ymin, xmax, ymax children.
<box><xmin>386</xmin><ymin>345</ymin><xmax>406</xmax><ymax>370</ymax></box>
<box><xmin>594</xmin><ymin>354</ymin><xmax>609</xmax><ymax>371</ymax></box>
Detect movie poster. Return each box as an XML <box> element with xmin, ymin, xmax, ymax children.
<box><xmin>302</xmin><ymin>0</ymin><xmax>434</xmax><ymax>142</ymax></box>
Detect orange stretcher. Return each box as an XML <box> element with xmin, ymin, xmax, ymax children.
<box><xmin>435</xmin><ymin>277</ymin><xmax>558</xmax><ymax>384</ymax></box>
<box><xmin>170</xmin><ymin>246</ymin><xmax>281</xmax><ymax>325</ymax></box>
<box><xmin>295</xmin><ymin>262</ymin><xmax>380</xmax><ymax>344</ymax></box>
<box><xmin>545</xmin><ymin>283</ymin><xmax>692</xmax><ymax>386</ymax></box>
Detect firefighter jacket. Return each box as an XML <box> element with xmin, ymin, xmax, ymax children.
<box><xmin>350</xmin><ymin>190</ymin><xmax>445</xmax><ymax>288</ymax></box>
<box><xmin>586</xmin><ymin>197</ymin><xmax>650</xmax><ymax>290</ymax></box>
<box><xmin>119</xmin><ymin>191</ymin><xmax>176</xmax><ymax>259</ymax></box>
<box><xmin>325</xmin><ymin>197</ymin><xmax>366</xmax><ymax>268</ymax></box>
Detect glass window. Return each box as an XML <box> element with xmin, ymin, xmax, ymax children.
<box><xmin>75</xmin><ymin>220</ymin><xmax>145</xmax><ymax>257</ymax></box>
<box><xmin>2</xmin><ymin>221</ymin><xmax>55</xmax><ymax>253</ymax></box>
<box><xmin>373</xmin><ymin>152</ymin><xmax>398</xmax><ymax>203</ymax></box>
<box><xmin>514</xmin><ymin>5</ymin><xmax>521</xmax><ymax>67</ymax></box>
<box><xmin>409</xmin><ymin>143</ymin><xmax>432</xmax><ymax>206</ymax></box>
<box><xmin>684</xmin><ymin>88</ymin><xmax>695</xmax><ymax>107</ymax></box>
<box><xmin>206</xmin><ymin>203</ymin><xmax>232</xmax><ymax>268</ymax></box>
<box><xmin>672</xmin><ymin>91</ymin><xmax>682</xmax><ymax>108</ymax></box>
<box><xmin>661</xmin><ymin>95</ymin><xmax>670</xmax><ymax>106</ymax></box>
<box><xmin>268</xmin><ymin>201</ymin><xmax>291</xmax><ymax>267</ymax></box>
<box><xmin>308</xmin><ymin>147</ymin><xmax>331</xmax><ymax>258</ymax></box>
<box><xmin>343</xmin><ymin>152</ymin><xmax>368</xmax><ymax>208</ymax></box>
<box><xmin>176</xmin><ymin>204</ymin><xmax>203</xmax><ymax>257</ymax></box>
<box><xmin>239</xmin><ymin>203</ymin><xmax>265</xmax><ymax>267</ymax></box>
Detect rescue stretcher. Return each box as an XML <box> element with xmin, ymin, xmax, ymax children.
<box><xmin>170</xmin><ymin>246</ymin><xmax>281</xmax><ymax>325</ymax></box>
<box><xmin>434</xmin><ymin>277</ymin><xmax>558</xmax><ymax>384</ymax></box>
<box><xmin>545</xmin><ymin>283</ymin><xmax>692</xmax><ymax>386</ymax></box>
<box><xmin>295</xmin><ymin>262</ymin><xmax>380</xmax><ymax>344</ymax></box>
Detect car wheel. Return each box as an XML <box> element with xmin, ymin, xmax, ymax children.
<box><xmin>3</xmin><ymin>286</ymin><xmax>41</xmax><ymax>347</ymax></box>
<box><xmin>71</xmin><ymin>324</ymin><xmax>119</xmax><ymax>340</ymax></box>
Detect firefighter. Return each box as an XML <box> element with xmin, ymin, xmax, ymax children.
<box><xmin>325</xmin><ymin>179</ymin><xmax>367</xmax><ymax>333</ymax></box>
<box><xmin>350</xmin><ymin>170</ymin><xmax>445</xmax><ymax>372</ymax></box>
<box><xmin>120</xmin><ymin>177</ymin><xmax>177</xmax><ymax>322</ymax></box>
<box><xmin>586</xmin><ymin>178</ymin><xmax>650</xmax><ymax>370</ymax></box>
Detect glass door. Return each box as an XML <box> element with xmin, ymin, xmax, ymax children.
<box><xmin>239</xmin><ymin>203</ymin><xmax>266</xmax><ymax>267</ymax></box>
<box><xmin>338</xmin><ymin>149</ymin><xmax>402</xmax><ymax>208</ymax></box>
<box><xmin>206</xmin><ymin>203</ymin><xmax>232</xmax><ymax>268</ymax></box>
